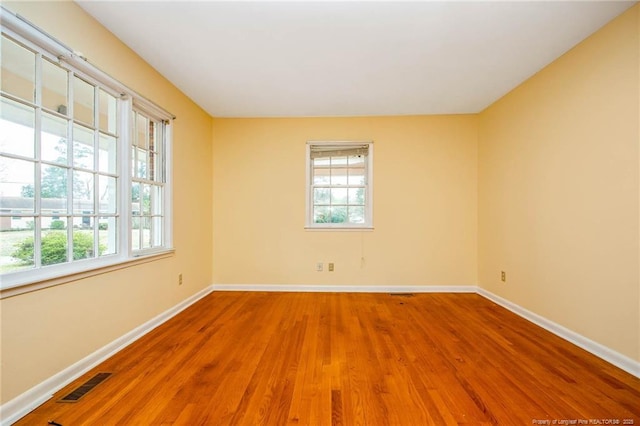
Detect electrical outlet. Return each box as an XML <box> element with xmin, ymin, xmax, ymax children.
<box><xmin>179</xmin><ymin>273</ymin><xmax>183</xmax><ymax>285</ymax></box>
<box><xmin>328</xmin><ymin>263</ymin><xmax>334</xmax><ymax>272</ymax></box>
<box><xmin>316</xmin><ymin>262</ymin><xmax>323</xmax><ymax>272</ymax></box>
<box><xmin>501</xmin><ymin>271</ymin><xmax>506</xmax><ymax>282</ymax></box>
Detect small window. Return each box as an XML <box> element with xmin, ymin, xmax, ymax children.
<box><xmin>306</xmin><ymin>141</ymin><xmax>373</xmax><ymax>229</ymax></box>
<box><xmin>130</xmin><ymin>109</ymin><xmax>168</xmax><ymax>253</ymax></box>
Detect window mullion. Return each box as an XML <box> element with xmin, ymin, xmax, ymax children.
<box><xmin>120</xmin><ymin>97</ymin><xmax>132</xmax><ymax>257</ymax></box>
<box><xmin>92</xmin><ymin>85</ymin><xmax>99</xmax><ymax>258</ymax></box>
<box><xmin>65</xmin><ymin>164</ymin><xmax>73</xmax><ymax>263</ymax></box>
<box><xmin>33</xmin><ymin>52</ymin><xmax>43</xmax><ymax>267</ymax></box>
<box><xmin>163</xmin><ymin>122</ymin><xmax>172</xmax><ymax>248</ymax></box>
<box><xmin>66</xmin><ymin>71</ymin><xmax>75</xmax><ymax>264</ymax></box>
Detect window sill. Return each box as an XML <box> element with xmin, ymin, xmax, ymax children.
<box><xmin>0</xmin><ymin>249</ymin><xmax>175</xmax><ymax>300</ymax></box>
<box><xmin>304</xmin><ymin>226</ymin><xmax>374</xmax><ymax>232</ymax></box>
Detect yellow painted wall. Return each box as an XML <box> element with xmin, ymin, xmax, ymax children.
<box><xmin>1</xmin><ymin>0</ymin><xmax>638</xmax><ymax>410</ymax></box>
<box><xmin>478</xmin><ymin>6</ymin><xmax>640</xmax><ymax>361</ymax></box>
<box><xmin>0</xmin><ymin>1</ymin><xmax>213</xmax><ymax>403</ymax></box>
<box><xmin>212</xmin><ymin>116</ymin><xmax>478</xmax><ymax>287</ymax></box>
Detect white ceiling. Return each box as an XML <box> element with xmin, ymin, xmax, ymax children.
<box><xmin>76</xmin><ymin>1</ymin><xmax>635</xmax><ymax>118</ymax></box>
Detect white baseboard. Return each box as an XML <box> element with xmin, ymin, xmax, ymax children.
<box><xmin>0</xmin><ymin>284</ymin><xmax>214</xmax><ymax>426</ymax></box>
<box><xmin>212</xmin><ymin>284</ymin><xmax>477</xmax><ymax>293</ymax></box>
<box><xmin>477</xmin><ymin>287</ymin><xmax>640</xmax><ymax>378</ymax></box>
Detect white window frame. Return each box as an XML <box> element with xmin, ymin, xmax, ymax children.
<box><xmin>305</xmin><ymin>141</ymin><xmax>374</xmax><ymax>230</ymax></box>
<box><xmin>129</xmin><ymin>104</ymin><xmax>173</xmax><ymax>256</ymax></box>
<box><xmin>0</xmin><ymin>8</ymin><xmax>174</xmax><ymax>293</ymax></box>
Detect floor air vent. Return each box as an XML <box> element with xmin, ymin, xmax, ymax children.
<box><xmin>390</xmin><ymin>293</ymin><xmax>415</xmax><ymax>297</ymax></box>
<box><xmin>58</xmin><ymin>372</ymin><xmax>111</xmax><ymax>403</ymax></box>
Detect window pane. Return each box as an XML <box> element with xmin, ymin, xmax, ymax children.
<box><xmin>0</xmin><ymin>97</ymin><xmax>35</xmax><ymax>158</ymax></box>
<box><xmin>331</xmin><ymin>156</ymin><xmax>347</xmax><ymax>166</ymax></box>
<box><xmin>73</xmin><ymin>76</ymin><xmax>94</xmax><ymax>125</ymax></box>
<box><xmin>44</xmin><ymin>215</ymin><xmax>67</xmax><ymax>232</ymax></box>
<box><xmin>41</xmin><ymin>112</ymin><xmax>68</xmax><ymax>164</ymax></box>
<box><xmin>151</xmin><ymin>185</ymin><xmax>162</xmax><ymax>215</ymax></box>
<box><xmin>41</xmin><ymin>164</ymin><xmax>67</xmax><ymax>209</ymax></box>
<box><xmin>330</xmin><ymin>206</ymin><xmax>347</xmax><ymax>223</ymax></box>
<box><xmin>131</xmin><ymin>217</ymin><xmax>141</xmax><ymax>250</ymax></box>
<box><xmin>348</xmin><ymin>188</ymin><xmax>365</xmax><ymax>205</ymax></box>
<box><xmin>98</xmin><ymin>89</ymin><xmax>117</xmax><ymax>133</ymax></box>
<box><xmin>99</xmin><ymin>216</ymin><xmax>117</xmax><ymax>256</ymax></box>
<box><xmin>330</xmin><ymin>188</ymin><xmax>348</xmax><ymax>204</ymax></box>
<box><xmin>149</xmin><ymin>151</ymin><xmax>160</xmax><ymax>182</ymax></box>
<box><xmin>73</xmin><ymin>224</ymin><xmax>95</xmax><ymax>260</ymax></box>
<box><xmin>1</xmin><ymin>36</ymin><xmax>35</xmax><ymax>102</ymax></box>
<box><xmin>0</xmin><ymin>156</ymin><xmax>35</xmax><ymax>210</ymax></box>
<box><xmin>136</xmin><ymin>113</ymin><xmax>148</xmax><ymax>149</ymax></box>
<box><xmin>2</xmin><ymin>227</ymin><xmax>35</xmax><ymax>272</ymax></box>
<box><xmin>148</xmin><ymin>120</ymin><xmax>156</xmax><ymax>151</ymax></box>
<box><xmin>348</xmin><ymin>206</ymin><xmax>365</xmax><ymax>224</ymax></box>
<box><xmin>313</xmin><ymin>167</ymin><xmax>330</xmax><ymax>185</ymax></box>
<box><xmin>347</xmin><ymin>168</ymin><xmax>365</xmax><ymax>185</ymax></box>
<box><xmin>152</xmin><ymin>216</ymin><xmax>163</xmax><ymax>247</ymax></box>
<box><xmin>72</xmin><ymin>215</ymin><xmax>88</xmax><ymax>229</ymax></box>
<box><xmin>41</xmin><ymin>227</ymin><xmax>68</xmax><ymax>266</ymax></box>
<box><xmin>313</xmin><ymin>188</ymin><xmax>330</xmax><ymax>205</ymax></box>
<box><xmin>137</xmin><ymin>148</ymin><xmax>147</xmax><ymax>179</ymax></box>
<box><xmin>148</xmin><ymin>151</ymin><xmax>156</xmax><ymax>181</ymax></box>
<box><xmin>98</xmin><ymin>133</ymin><xmax>117</xmax><ymax>174</ymax></box>
<box><xmin>73</xmin><ymin>170</ymin><xmax>94</xmax><ymax>214</ymax></box>
<box><xmin>141</xmin><ymin>217</ymin><xmax>151</xmax><ymax>249</ymax></box>
<box><xmin>148</xmin><ymin>120</ymin><xmax>162</xmax><ymax>180</ymax></box>
<box><xmin>98</xmin><ymin>175</ymin><xmax>117</xmax><ymax>214</ymax></box>
<box><xmin>141</xmin><ymin>184</ymin><xmax>151</xmax><ymax>215</ymax></box>
<box><xmin>42</xmin><ymin>59</ymin><xmax>68</xmax><ymax>113</ymax></box>
<box><xmin>131</xmin><ymin>182</ymin><xmax>140</xmax><ymax>215</ymax></box>
<box><xmin>313</xmin><ymin>205</ymin><xmax>330</xmax><ymax>223</ymax></box>
<box><xmin>131</xmin><ymin>146</ymin><xmax>136</xmax><ymax>176</ymax></box>
<box><xmin>330</xmin><ymin>168</ymin><xmax>347</xmax><ymax>186</ymax></box>
<box><xmin>4</xmin><ymin>216</ymin><xmax>34</xmax><ymax>231</ymax></box>
<box><xmin>348</xmin><ymin>155</ymin><xmax>365</xmax><ymax>166</ymax></box>
<box><xmin>73</xmin><ymin>123</ymin><xmax>94</xmax><ymax>170</ymax></box>
<box><xmin>151</xmin><ymin>120</ymin><xmax>161</xmax><ymax>151</ymax></box>
<box><xmin>314</xmin><ymin>157</ymin><xmax>330</xmax><ymax>167</ymax></box>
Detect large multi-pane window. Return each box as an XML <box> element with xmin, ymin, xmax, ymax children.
<box><xmin>0</xmin><ymin>14</ymin><xmax>172</xmax><ymax>290</ymax></box>
<box><xmin>306</xmin><ymin>142</ymin><xmax>373</xmax><ymax>229</ymax></box>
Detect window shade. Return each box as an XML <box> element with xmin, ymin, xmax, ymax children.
<box><xmin>310</xmin><ymin>144</ymin><xmax>369</xmax><ymax>159</ymax></box>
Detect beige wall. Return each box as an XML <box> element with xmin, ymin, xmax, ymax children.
<box><xmin>212</xmin><ymin>116</ymin><xmax>478</xmax><ymax>287</ymax></box>
<box><xmin>0</xmin><ymin>1</ymin><xmax>213</xmax><ymax>403</ymax></box>
<box><xmin>478</xmin><ymin>6</ymin><xmax>639</xmax><ymax>361</ymax></box>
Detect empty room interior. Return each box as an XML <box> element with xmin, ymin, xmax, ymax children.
<box><xmin>1</xmin><ymin>1</ymin><xmax>639</xmax><ymax>425</ymax></box>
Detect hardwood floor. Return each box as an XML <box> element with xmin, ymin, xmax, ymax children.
<box><xmin>16</xmin><ymin>292</ymin><xmax>640</xmax><ymax>425</ymax></box>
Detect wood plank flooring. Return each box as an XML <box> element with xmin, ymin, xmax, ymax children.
<box><xmin>16</xmin><ymin>292</ymin><xmax>640</xmax><ymax>425</ymax></box>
